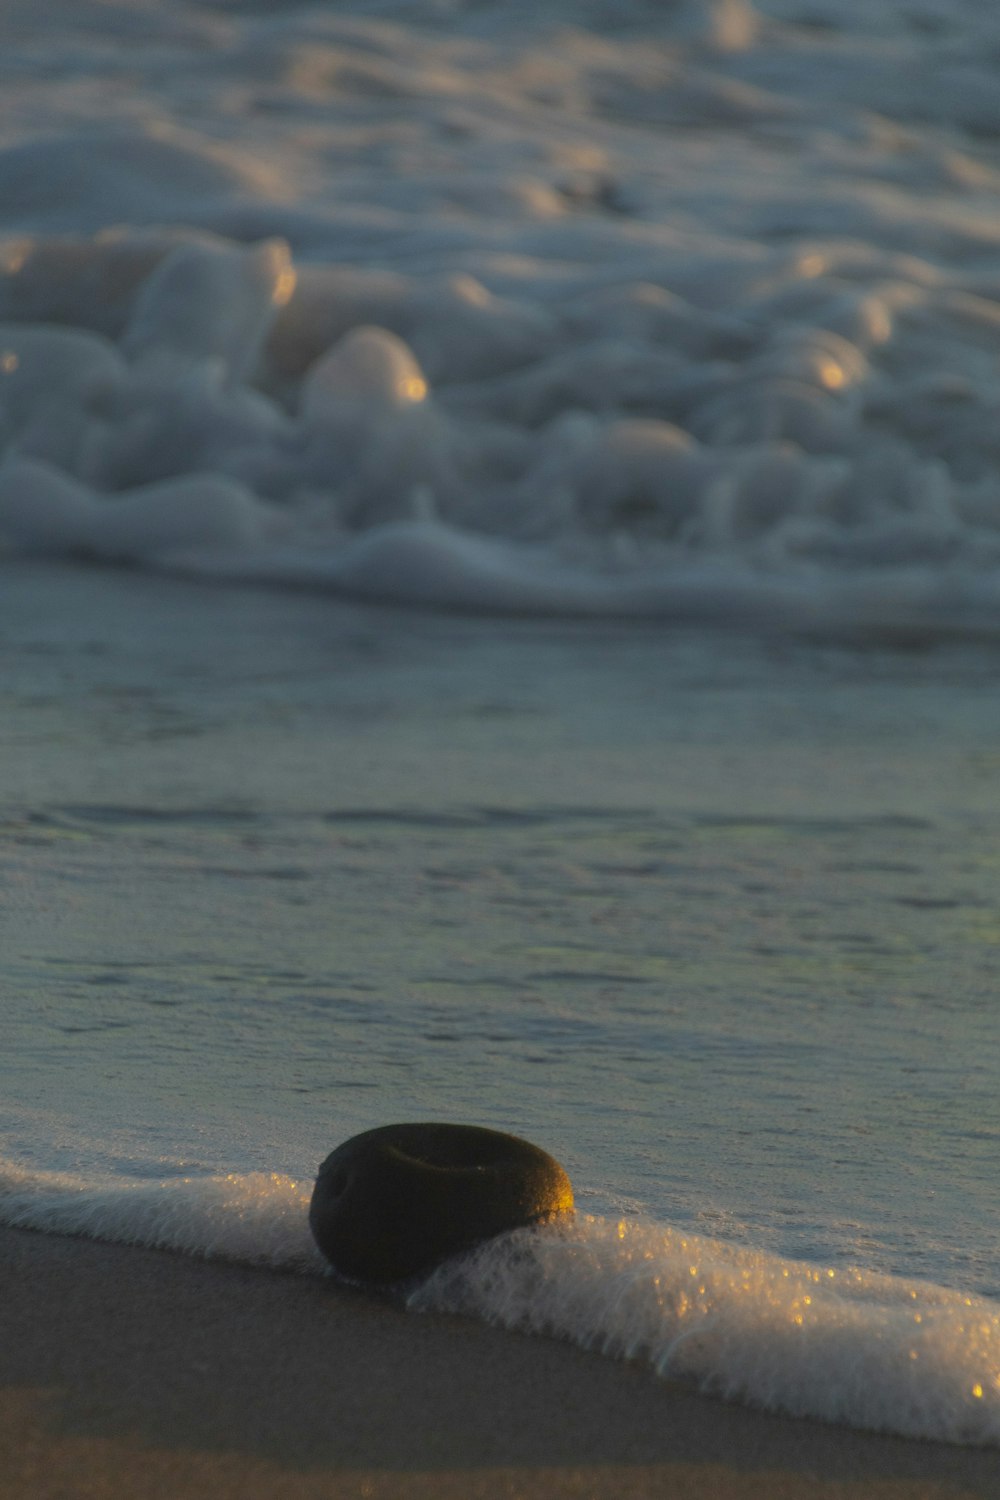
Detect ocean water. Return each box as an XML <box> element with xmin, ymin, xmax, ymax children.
<box><xmin>2</xmin><ymin>0</ymin><xmax>1000</xmax><ymax>1451</ymax></box>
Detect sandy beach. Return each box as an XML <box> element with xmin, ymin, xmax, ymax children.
<box><xmin>0</xmin><ymin>1226</ymin><xmax>994</xmax><ymax>1500</ymax></box>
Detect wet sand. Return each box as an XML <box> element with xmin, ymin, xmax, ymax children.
<box><xmin>0</xmin><ymin>1226</ymin><xmax>994</xmax><ymax>1499</ymax></box>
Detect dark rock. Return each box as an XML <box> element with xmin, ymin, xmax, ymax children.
<box><xmin>309</xmin><ymin>1122</ymin><xmax>574</xmax><ymax>1285</ymax></box>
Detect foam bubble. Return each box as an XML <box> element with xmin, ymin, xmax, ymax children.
<box><xmin>122</xmin><ymin>238</ymin><xmax>296</xmax><ymax>385</ymax></box>
<box><xmin>301</xmin><ymin>326</ymin><xmax>428</xmax><ymax>416</ymax></box>
<box><xmin>0</xmin><ymin>1159</ymin><xmax>321</xmax><ymax>1271</ymax></box>
<box><xmin>0</xmin><ymin>458</ymin><xmax>279</xmax><ymax>562</ymax></box>
<box><xmin>412</xmin><ymin>1215</ymin><xmax>1000</xmax><ymax>1448</ymax></box>
<box><xmin>0</xmin><ymin>324</ymin><xmax>124</xmax><ymax>435</ymax></box>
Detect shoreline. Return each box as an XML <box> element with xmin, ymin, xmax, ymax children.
<box><xmin>0</xmin><ymin>1225</ymin><xmax>995</xmax><ymax>1499</ymax></box>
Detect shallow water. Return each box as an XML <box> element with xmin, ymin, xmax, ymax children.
<box><xmin>3</xmin><ymin>562</ymin><xmax>1000</xmax><ymax>1444</ymax></box>
<box><xmin>3</xmin><ymin>0</ymin><xmax>1000</xmax><ymax>1449</ymax></box>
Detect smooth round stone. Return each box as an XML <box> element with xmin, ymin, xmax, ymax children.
<box><xmin>308</xmin><ymin>1122</ymin><xmax>574</xmax><ymax>1285</ymax></box>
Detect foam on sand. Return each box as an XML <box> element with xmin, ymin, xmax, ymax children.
<box><xmin>414</xmin><ymin>1216</ymin><xmax>1000</xmax><ymax>1449</ymax></box>
<box><xmin>2</xmin><ymin>1159</ymin><xmax>997</xmax><ymax>1448</ymax></box>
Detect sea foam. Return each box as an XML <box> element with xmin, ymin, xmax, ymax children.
<box><xmin>2</xmin><ymin>1159</ymin><xmax>997</xmax><ymax>1449</ymax></box>
<box><xmin>4</xmin><ymin>1</ymin><xmax>1000</xmax><ymax>636</ymax></box>
<box><xmin>0</xmin><ymin>1160</ymin><xmax>322</xmax><ymax>1273</ymax></box>
<box><xmin>414</xmin><ymin>1216</ymin><xmax>1000</xmax><ymax>1449</ymax></box>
